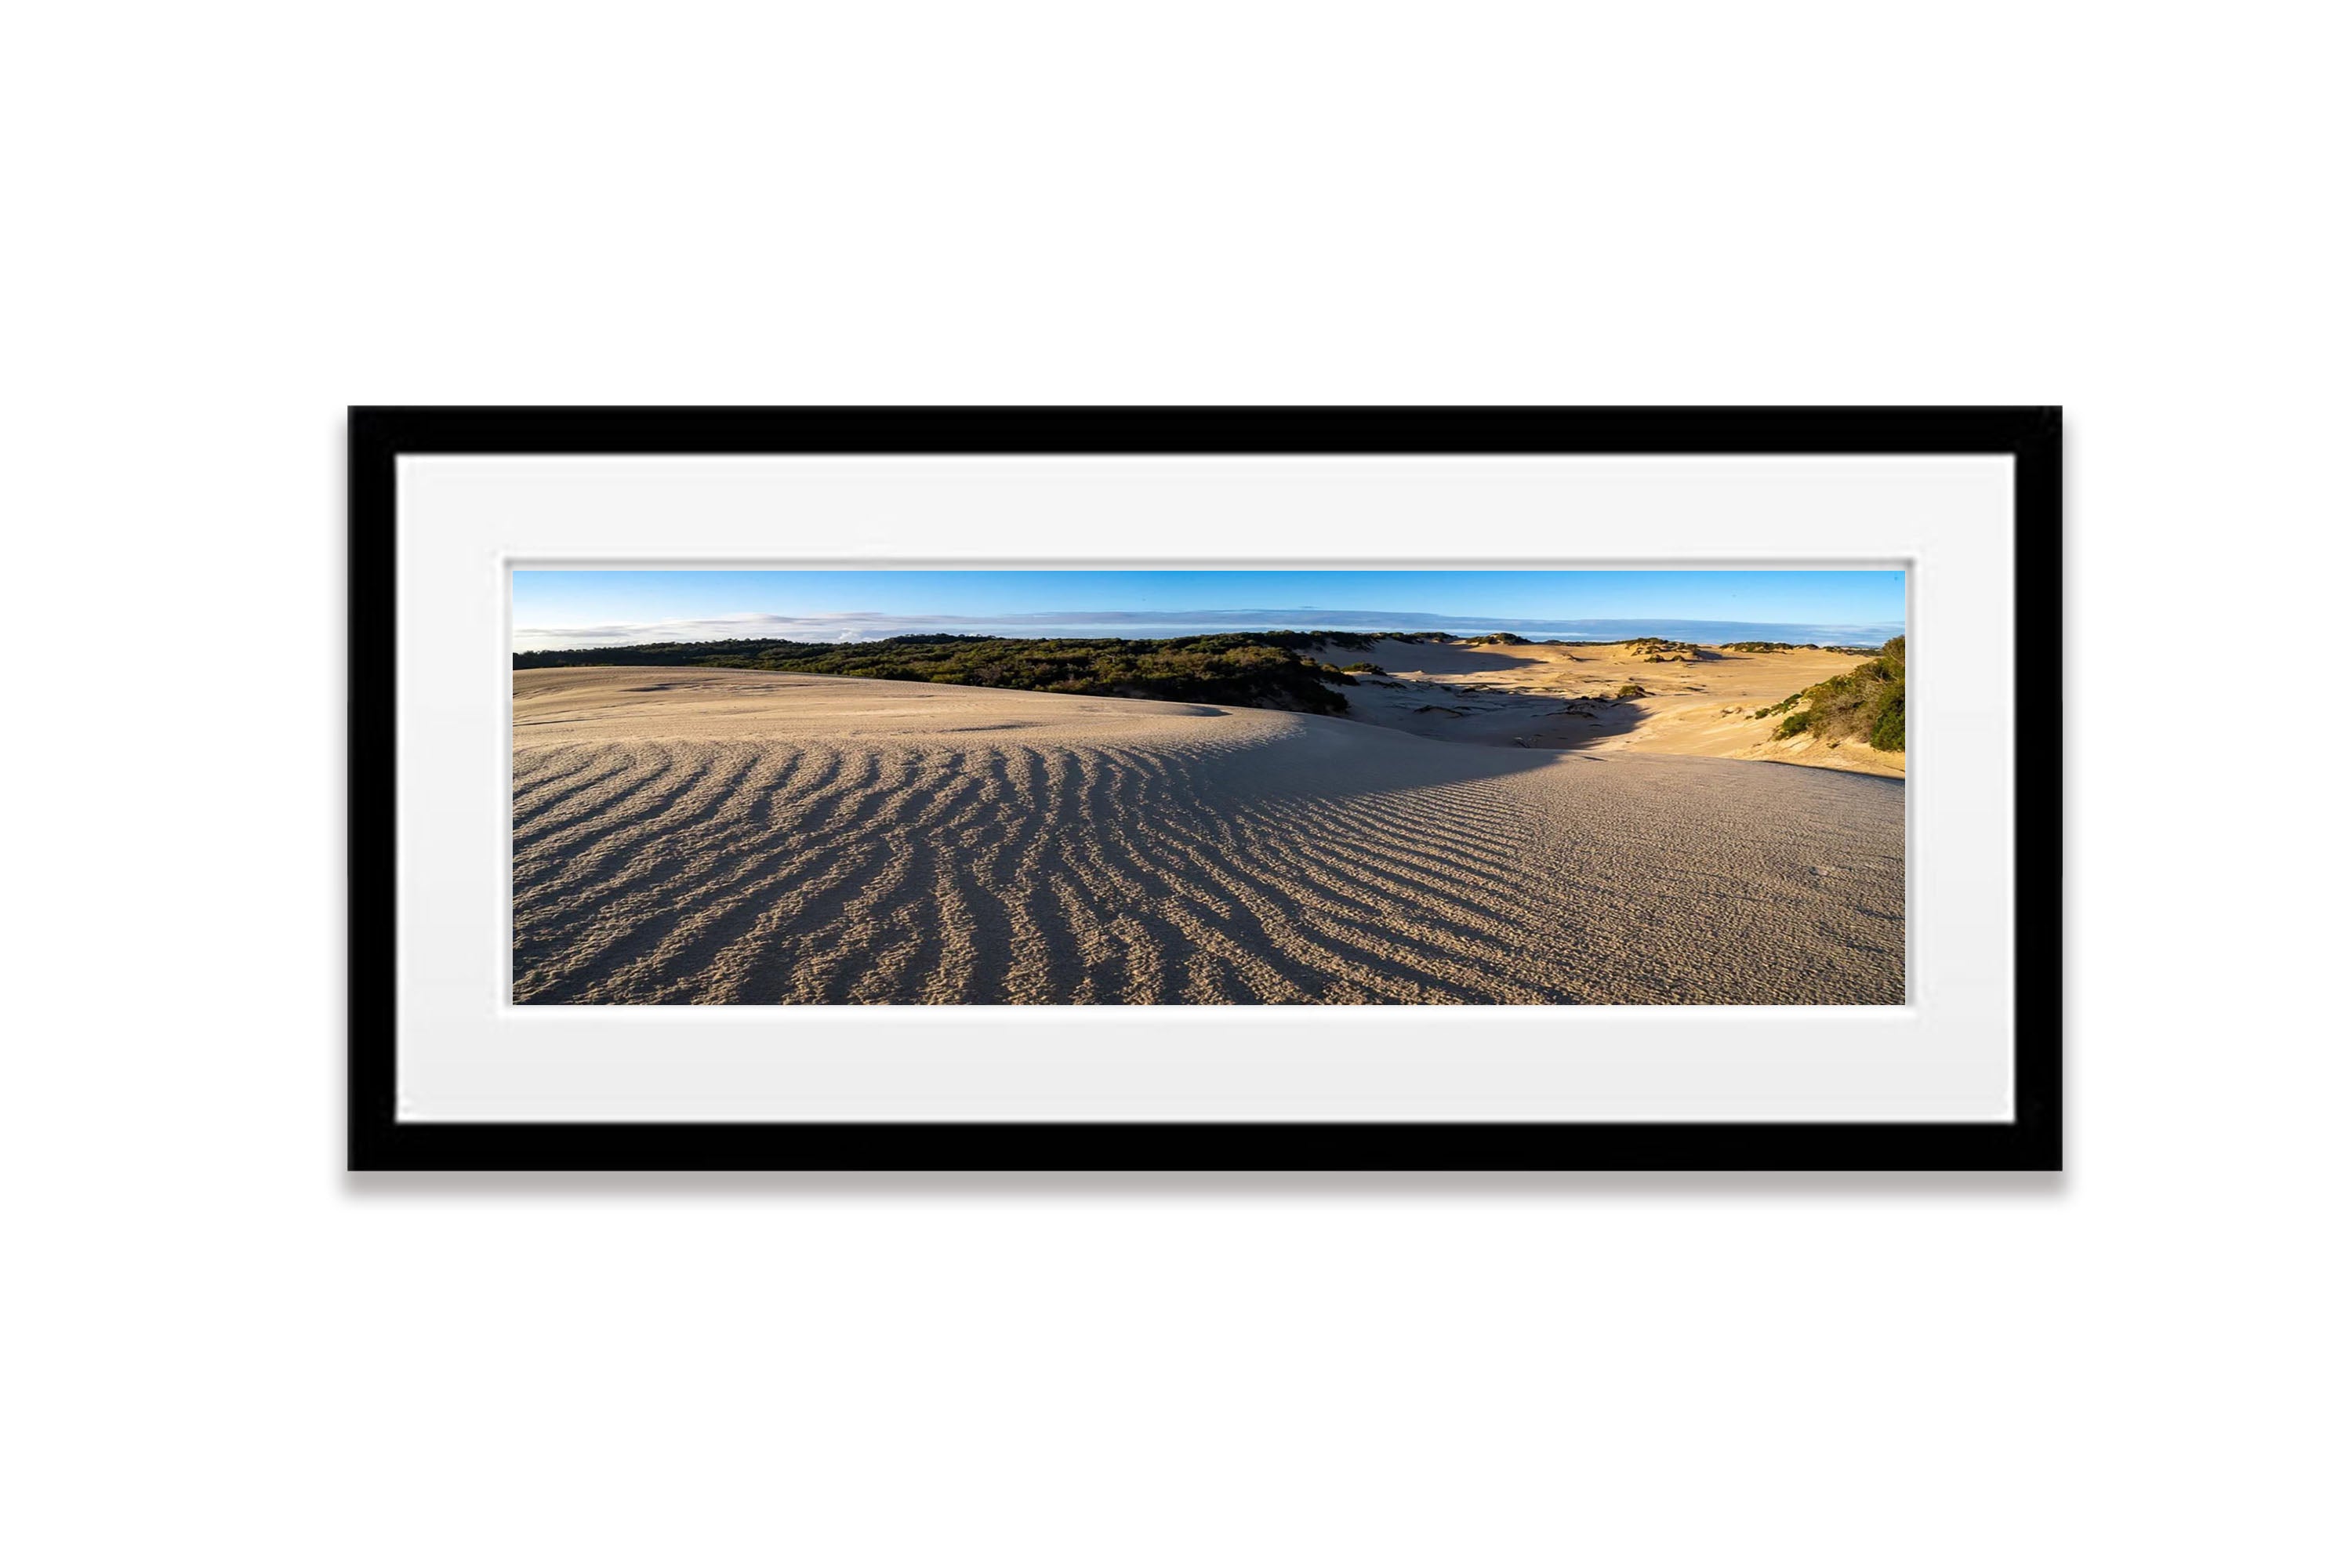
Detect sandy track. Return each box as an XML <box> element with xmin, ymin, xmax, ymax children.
<box><xmin>514</xmin><ymin>668</ymin><xmax>1905</xmax><ymax>1005</ymax></box>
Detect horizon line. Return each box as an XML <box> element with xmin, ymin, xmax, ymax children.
<box><xmin>514</xmin><ymin>610</ymin><xmax>1907</xmax><ymax>655</ymax></box>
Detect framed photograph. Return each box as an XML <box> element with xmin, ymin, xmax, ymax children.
<box><xmin>350</xmin><ymin>407</ymin><xmax>2060</xmax><ymax>1171</ymax></box>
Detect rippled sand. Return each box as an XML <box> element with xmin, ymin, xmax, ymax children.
<box><xmin>514</xmin><ymin>668</ymin><xmax>1905</xmax><ymax>1004</ymax></box>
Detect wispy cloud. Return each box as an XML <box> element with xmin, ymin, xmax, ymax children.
<box><xmin>515</xmin><ymin>608</ymin><xmax>1904</xmax><ymax>652</ymax></box>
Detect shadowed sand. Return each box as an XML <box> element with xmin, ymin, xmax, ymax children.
<box><xmin>1316</xmin><ymin>637</ymin><xmax>1905</xmax><ymax>775</ymax></box>
<box><xmin>514</xmin><ymin>667</ymin><xmax>1904</xmax><ymax>1005</ymax></box>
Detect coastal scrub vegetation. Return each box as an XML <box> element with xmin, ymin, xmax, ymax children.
<box><xmin>1618</xmin><ymin>637</ymin><xmax>1711</xmax><ymax>662</ymax></box>
<box><xmin>1754</xmin><ymin>637</ymin><xmax>1905</xmax><ymax>751</ymax></box>
<box><xmin>513</xmin><ymin>632</ymin><xmax>1366</xmax><ymax>714</ymax></box>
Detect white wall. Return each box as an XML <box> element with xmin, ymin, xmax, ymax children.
<box><xmin>8</xmin><ymin>5</ymin><xmax>2343</xmax><ymax>1564</ymax></box>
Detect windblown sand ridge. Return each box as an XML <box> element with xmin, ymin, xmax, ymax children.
<box><xmin>514</xmin><ymin>668</ymin><xmax>1904</xmax><ymax>1004</ymax></box>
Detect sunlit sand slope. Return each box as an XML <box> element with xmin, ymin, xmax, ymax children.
<box><xmin>1314</xmin><ymin>638</ymin><xmax>1905</xmax><ymax>775</ymax></box>
<box><xmin>514</xmin><ymin>668</ymin><xmax>1905</xmax><ymax>1004</ymax></box>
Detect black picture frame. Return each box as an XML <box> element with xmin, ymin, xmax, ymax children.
<box><xmin>349</xmin><ymin>406</ymin><xmax>2061</xmax><ymax>1172</ymax></box>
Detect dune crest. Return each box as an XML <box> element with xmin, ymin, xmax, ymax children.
<box><xmin>514</xmin><ymin>669</ymin><xmax>1904</xmax><ymax>1005</ymax></box>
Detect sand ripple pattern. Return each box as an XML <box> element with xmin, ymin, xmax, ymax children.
<box><xmin>512</xmin><ymin>670</ymin><xmax>1904</xmax><ymax>1004</ymax></box>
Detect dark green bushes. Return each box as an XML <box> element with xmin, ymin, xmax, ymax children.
<box><xmin>514</xmin><ymin>632</ymin><xmax>1364</xmax><ymax>714</ymax></box>
<box><xmin>1256</xmin><ymin>630</ymin><xmax>1378</xmax><ymax>652</ymax></box>
<box><xmin>1869</xmin><ymin>693</ymin><xmax>1905</xmax><ymax>750</ymax></box>
<box><xmin>1754</xmin><ymin>636</ymin><xmax>1906</xmax><ymax>752</ymax></box>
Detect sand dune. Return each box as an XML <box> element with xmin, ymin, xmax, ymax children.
<box><xmin>1318</xmin><ymin>638</ymin><xmax>1905</xmax><ymax>775</ymax></box>
<box><xmin>514</xmin><ymin>667</ymin><xmax>1904</xmax><ymax>1005</ymax></box>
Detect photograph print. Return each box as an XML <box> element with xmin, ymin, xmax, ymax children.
<box><xmin>511</xmin><ymin>568</ymin><xmax>1907</xmax><ymax>1007</ymax></box>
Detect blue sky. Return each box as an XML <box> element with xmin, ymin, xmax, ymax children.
<box><xmin>512</xmin><ymin>569</ymin><xmax>1906</xmax><ymax>651</ymax></box>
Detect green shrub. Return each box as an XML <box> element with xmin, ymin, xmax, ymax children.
<box><xmin>1869</xmin><ymin>693</ymin><xmax>1906</xmax><ymax>750</ymax></box>
<box><xmin>515</xmin><ymin>630</ymin><xmax>1379</xmax><ymax>715</ymax></box>
<box><xmin>1757</xmin><ymin>635</ymin><xmax>1906</xmax><ymax>751</ymax></box>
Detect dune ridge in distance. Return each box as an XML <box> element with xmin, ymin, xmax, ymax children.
<box><xmin>513</xmin><ymin>667</ymin><xmax>1904</xmax><ymax>1005</ymax></box>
